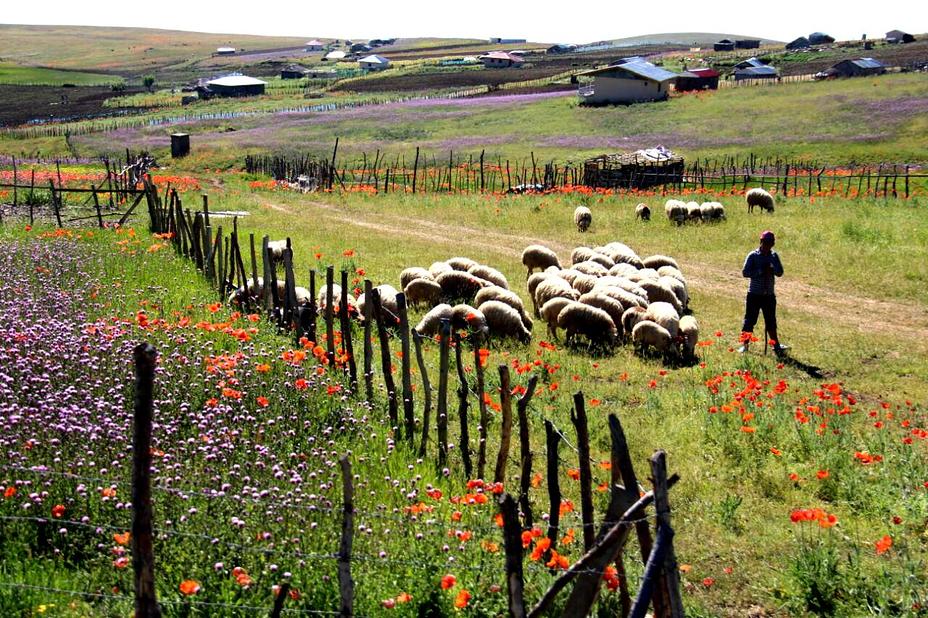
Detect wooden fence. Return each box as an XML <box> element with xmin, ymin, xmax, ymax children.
<box><xmin>135</xmin><ymin>183</ymin><xmax>687</xmax><ymax>616</ymax></box>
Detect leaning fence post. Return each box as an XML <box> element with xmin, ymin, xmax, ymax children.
<box><xmin>338</xmin><ymin>456</ymin><xmax>354</xmax><ymax>617</ymax></box>
<box><xmin>373</xmin><ymin>287</ymin><xmax>399</xmax><ymax>433</ymax></box>
<box><xmin>48</xmin><ymin>179</ymin><xmax>63</xmax><ymax>227</ymax></box>
<box><xmin>340</xmin><ymin>270</ymin><xmax>358</xmax><ymax>392</ymax></box>
<box><xmin>650</xmin><ymin>450</ymin><xmax>684</xmax><ymax>617</ymax></box>
<box><xmin>397</xmin><ymin>293</ymin><xmax>415</xmax><ymax>442</ymax></box>
<box><xmin>544</xmin><ymin>421</ymin><xmax>562</xmax><ymax>558</ymax></box>
<box><xmin>517</xmin><ymin>375</ymin><xmax>539</xmax><ymax>528</ymax></box>
<box><xmin>131</xmin><ymin>343</ymin><xmax>162</xmax><ymax>618</ymax></box>
<box><xmin>270</xmin><ymin>582</ymin><xmax>291</xmax><ymax>618</ymax></box>
<box><xmin>494</xmin><ymin>365</ymin><xmax>513</xmax><ymax>484</ymax></box>
<box><xmin>453</xmin><ymin>333</ymin><xmax>473</xmax><ymax>478</ymax></box>
<box><xmin>325</xmin><ymin>266</ymin><xmax>336</xmax><ymax>366</ymax></box>
<box><xmin>572</xmin><ymin>391</ymin><xmax>595</xmax><ymax>550</ymax></box>
<box><xmin>500</xmin><ymin>494</ymin><xmax>526</xmax><ymax>618</ymax></box>
<box><xmin>363</xmin><ymin>280</ymin><xmax>374</xmax><ymax>403</ymax></box>
<box><xmin>91</xmin><ymin>184</ymin><xmax>104</xmax><ymax>228</ymax></box>
<box><xmin>436</xmin><ymin>319</ymin><xmax>451</xmax><ymax>468</ymax></box>
<box><xmin>474</xmin><ymin>337</ymin><xmax>489</xmax><ymax>479</ymax></box>
<box><xmin>414</xmin><ymin>330</ymin><xmax>433</xmax><ymax>457</ymax></box>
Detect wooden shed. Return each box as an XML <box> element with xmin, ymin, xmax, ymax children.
<box><xmin>829</xmin><ymin>57</ymin><xmax>887</xmax><ymax>77</ymax></box>
<box><xmin>735</xmin><ymin>39</ymin><xmax>761</xmax><ymax>49</ymax></box>
<box><xmin>674</xmin><ymin>67</ymin><xmax>720</xmax><ymax>91</ymax></box>
<box><xmin>582</xmin><ymin>147</ymin><xmax>684</xmax><ymax>189</ymax></box>
<box><xmin>281</xmin><ymin>64</ymin><xmax>308</xmax><ymax>79</ymax></box>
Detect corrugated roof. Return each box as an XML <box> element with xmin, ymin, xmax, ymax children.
<box><xmin>482</xmin><ymin>51</ymin><xmax>524</xmax><ymax>61</ymax></box>
<box><xmin>850</xmin><ymin>57</ymin><xmax>884</xmax><ymax>69</ymax></box>
<box><xmin>683</xmin><ymin>68</ymin><xmax>720</xmax><ymax>78</ymax></box>
<box><xmin>735</xmin><ymin>57</ymin><xmax>766</xmax><ymax>68</ymax></box>
<box><xmin>207</xmin><ymin>75</ymin><xmax>267</xmax><ymax>87</ymax></box>
<box><xmin>735</xmin><ymin>66</ymin><xmax>778</xmax><ymax>76</ymax></box>
<box><xmin>359</xmin><ymin>54</ymin><xmax>390</xmax><ymax>64</ymax></box>
<box><xmin>580</xmin><ymin>60</ymin><xmax>677</xmax><ymax>82</ymax></box>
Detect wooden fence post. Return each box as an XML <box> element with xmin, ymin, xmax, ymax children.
<box><xmin>572</xmin><ymin>391</ymin><xmax>595</xmax><ymax>550</ymax></box>
<box><xmin>500</xmin><ymin>494</ymin><xmax>526</xmax><ymax>618</ymax></box>
<box><xmin>517</xmin><ymin>375</ymin><xmax>539</xmax><ymax>528</ymax></box>
<box><xmin>414</xmin><ymin>330</ymin><xmax>433</xmax><ymax>457</ymax></box>
<box><xmin>454</xmin><ymin>333</ymin><xmax>473</xmax><ymax>478</ymax></box>
<box><xmin>650</xmin><ymin>451</ymin><xmax>684</xmax><ymax>617</ymax></box>
<box><xmin>325</xmin><ymin>266</ymin><xmax>336</xmax><ymax>366</ymax></box>
<box><xmin>338</xmin><ymin>456</ymin><xmax>354</xmax><ymax>618</ymax></box>
<box><xmin>131</xmin><ymin>343</ymin><xmax>162</xmax><ymax>618</ymax></box>
<box><xmin>373</xmin><ymin>287</ymin><xmax>399</xmax><ymax>433</ymax></box>
<box><xmin>493</xmin><ymin>365</ymin><xmax>513</xmax><ymax>484</ymax></box>
<box><xmin>340</xmin><ymin>270</ymin><xmax>358</xmax><ymax>392</ymax></box>
<box><xmin>544</xmin><ymin>420</ymin><xmax>562</xmax><ymax>557</ymax></box>
<box><xmin>436</xmin><ymin>319</ymin><xmax>451</xmax><ymax>468</ymax></box>
<box><xmin>474</xmin><ymin>337</ymin><xmax>489</xmax><ymax>479</ymax></box>
<box><xmin>91</xmin><ymin>185</ymin><xmax>103</xmax><ymax>228</ymax></box>
<box><xmin>48</xmin><ymin>180</ymin><xmax>63</xmax><ymax>227</ymax></box>
<box><xmin>363</xmin><ymin>280</ymin><xmax>374</xmax><ymax>404</ymax></box>
<box><xmin>397</xmin><ymin>293</ymin><xmax>415</xmax><ymax>441</ymax></box>
<box><xmin>270</xmin><ymin>582</ymin><xmax>291</xmax><ymax>618</ymax></box>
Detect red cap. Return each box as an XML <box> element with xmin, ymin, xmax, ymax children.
<box><xmin>760</xmin><ymin>230</ymin><xmax>775</xmax><ymax>242</ymax></box>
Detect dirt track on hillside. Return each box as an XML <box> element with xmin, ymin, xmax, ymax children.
<box><xmin>266</xmin><ymin>199</ymin><xmax>928</xmax><ymax>346</ymax></box>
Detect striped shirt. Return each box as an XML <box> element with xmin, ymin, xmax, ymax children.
<box><xmin>742</xmin><ymin>249</ymin><xmax>783</xmax><ymax>295</ymax></box>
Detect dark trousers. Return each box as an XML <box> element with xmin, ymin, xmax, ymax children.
<box><xmin>742</xmin><ymin>293</ymin><xmax>776</xmax><ymax>334</ymax></box>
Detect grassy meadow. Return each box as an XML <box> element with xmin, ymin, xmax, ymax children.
<box><xmin>1</xmin><ymin>47</ymin><xmax>928</xmax><ymax>616</ymax></box>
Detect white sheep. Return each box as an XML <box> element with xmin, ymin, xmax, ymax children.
<box><xmin>573</xmin><ymin>260</ymin><xmax>610</xmax><ymax>277</ymax></box>
<box><xmin>658</xmin><ymin>275</ymin><xmax>689</xmax><ymax>312</ymax></box>
<box><xmin>448</xmin><ymin>256</ymin><xmax>479</xmax><ymax>272</ymax></box>
<box><xmin>574</xmin><ymin>206</ymin><xmax>592</xmax><ymax>232</ymax></box>
<box><xmin>404</xmin><ymin>278</ymin><xmax>443</xmax><ymax>308</ymax></box>
<box><xmin>521</xmin><ymin>245</ymin><xmax>561</xmax><ymax>276</ymax></box>
<box><xmin>228</xmin><ymin>277</ymin><xmax>280</xmax><ymax>305</ymax></box>
<box><xmin>468</xmin><ymin>264</ymin><xmax>509</xmax><ymax>290</ymax></box>
<box><xmin>452</xmin><ymin>304</ymin><xmax>488</xmax><ymax>337</ymax></box>
<box><xmin>436</xmin><ymin>270</ymin><xmax>487</xmax><ymax>301</ymax></box>
<box><xmin>746</xmin><ymin>188</ymin><xmax>775</xmax><ymax>213</ymax></box>
<box><xmin>534</xmin><ymin>277</ymin><xmax>580</xmax><ymax>310</ymax></box>
<box><xmin>571</xmin><ymin>273</ymin><xmax>599</xmax><ymax>295</ymax></box>
<box><xmin>480</xmin><ymin>300</ymin><xmax>532</xmax><ymax>344</ymax></box>
<box><xmin>678</xmin><ymin>315</ymin><xmax>699</xmax><ymax>359</ymax></box>
<box><xmin>664</xmin><ymin>199</ymin><xmax>686</xmax><ymax>224</ymax></box>
<box><xmin>414</xmin><ymin>304</ymin><xmax>453</xmax><ymax>336</ymax></box>
<box><xmin>540</xmin><ymin>297</ymin><xmax>575</xmax><ymax>340</ymax></box>
<box><xmin>622</xmin><ymin>306</ymin><xmax>647</xmax><ymax>337</ymax></box>
<box><xmin>429</xmin><ymin>261</ymin><xmax>454</xmax><ymax>278</ymax></box>
<box><xmin>632</xmin><ymin>320</ymin><xmax>673</xmax><ymax>355</ymax></box>
<box><xmin>266</xmin><ymin>240</ymin><xmax>289</xmax><ymax>264</ymax></box>
<box><xmin>602</xmin><ymin>242</ymin><xmax>644</xmax><ymax>269</ymax></box>
<box><xmin>556</xmin><ymin>268</ymin><xmax>582</xmax><ymax>286</ymax></box>
<box><xmin>643</xmin><ymin>301</ymin><xmax>680</xmax><ymax>339</ymax></box>
<box><xmin>635</xmin><ymin>203</ymin><xmax>651</xmax><ymax>221</ymax></box>
<box><xmin>656</xmin><ymin>265</ymin><xmax>686</xmax><ymax>285</ymax></box>
<box><xmin>527</xmin><ymin>272</ymin><xmax>552</xmax><ymax>315</ymax></box>
<box><xmin>578</xmin><ymin>292</ymin><xmax>625</xmax><ymax>339</ymax></box>
<box><xmin>400</xmin><ymin>267</ymin><xmax>434</xmax><ymax>290</ymax></box>
<box><xmin>608</xmin><ymin>262</ymin><xmax>638</xmax><ymax>278</ymax></box>
<box><xmin>317</xmin><ymin>283</ymin><xmax>342</xmax><ymax>315</ymax></box>
<box><xmin>685</xmin><ymin>201</ymin><xmax>703</xmax><ymax>222</ymax></box>
<box><xmin>639</xmin><ymin>280</ymin><xmax>683</xmax><ymax>315</ymax></box>
<box><xmin>642</xmin><ymin>255</ymin><xmax>680</xmax><ymax>271</ymax></box>
<box><xmin>557</xmin><ymin>302</ymin><xmax>618</xmax><ymax>349</ymax></box>
<box><xmin>475</xmin><ymin>286</ymin><xmax>532</xmax><ymax>330</ymax></box>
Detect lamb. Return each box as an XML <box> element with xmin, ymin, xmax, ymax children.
<box><xmin>480</xmin><ymin>300</ymin><xmax>532</xmax><ymax>344</ymax></box>
<box><xmin>540</xmin><ymin>297</ymin><xmax>575</xmax><ymax>339</ymax></box>
<box><xmin>451</xmin><ymin>304</ymin><xmax>489</xmax><ymax>337</ymax></box>
<box><xmin>534</xmin><ymin>277</ymin><xmax>580</xmax><ymax>310</ymax></box>
<box><xmin>447</xmin><ymin>257</ymin><xmax>479</xmax><ymax>272</ymax></box>
<box><xmin>521</xmin><ymin>245</ymin><xmax>561</xmax><ymax>276</ymax></box>
<box><xmin>557</xmin><ymin>302</ymin><xmax>618</xmax><ymax>349</ymax></box>
<box><xmin>400</xmin><ymin>267</ymin><xmax>434</xmax><ymax>290</ymax></box>
<box><xmin>678</xmin><ymin>315</ymin><xmax>699</xmax><ymax>359</ymax></box>
<box><xmin>578</xmin><ymin>292</ymin><xmax>625</xmax><ymax>339</ymax></box>
<box><xmin>643</xmin><ymin>301</ymin><xmax>680</xmax><ymax>339</ymax></box>
<box><xmin>664</xmin><ymin>199</ymin><xmax>686</xmax><ymax>224</ymax></box>
<box><xmin>574</xmin><ymin>206</ymin><xmax>592</xmax><ymax>232</ymax></box>
<box><xmin>436</xmin><ymin>270</ymin><xmax>487</xmax><ymax>302</ymax></box>
<box><xmin>404</xmin><ymin>278</ymin><xmax>443</xmax><ymax>308</ymax></box>
<box><xmin>573</xmin><ymin>260</ymin><xmax>610</xmax><ymax>277</ymax></box>
<box><xmin>632</xmin><ymin>320</ymin><xmax>673</xmax><ymax>355</ymax></box>
<box><xmin>642</xmin><ymin>255</ymin><xmax>680</xmax><ymax>271</ymax></box>
<box><xmin>622</xmin><ymin>306</ymin><xmax>647</xmax><ymax>337</ymax></box>
<box><xmin>635</xmin><ymin>203</ymin><xmax>651</xmax><ymax>221</ymax></box>
<box><xmin>475</xmin><ymin>286</ymin><xmax>532</xmax><ymax>330</ymax></box>
<box><xmin>429</xmin><ymin>261</ymin><xmax>454</xmax><ymax>278</ymax></box>
<box><xmin>746</xmin><ymin>188</ymin><xmax>775</xmax><ymax>213</ymax></box>
<box><xmin>414</xmin><ymin>304</ymin><xmax>453</xmax><ymax>336</ymax></box>
<box><xmin>639</xmin><ymin>280</ymin><xmax>683</xmax><ymax>315</ymax></box>
<box><xmin>468</xmin><ymin>264</ymin><xmax>509</xmax><ymax>290</ymax></box>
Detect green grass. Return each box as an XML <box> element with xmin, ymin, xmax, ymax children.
<box><xmin>0</xmin><ymin>62</ymin><xmax>124</xmax><ymax>86</ymax></box>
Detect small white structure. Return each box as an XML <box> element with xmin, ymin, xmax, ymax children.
<box><xmin>358</xmin><ymin>54</ymin><xmax>390</xmax><ymax>71</ymax></box>
<box><xmin>216</xmin><ymin>47</ymin><xmax>236</xmax><ymax>56</ymax></box>
<box><xmin>305</xmin><ymin>40</ymin><xmax>324</xmax><ymax>51</ymax></box>
<box><xmin>578</xmin><ymin>60</ymin><xmax>676</xmax><ymax>105</ymax></box>
<box><xmin>481</xmin><ymin>51</ymin><xmax>524</xmax><ymax>68</ymax></box>
<box><xmin>324</xmin><ymin>50</ymin><xmax>347</xmax><ymax>62</ymax></box>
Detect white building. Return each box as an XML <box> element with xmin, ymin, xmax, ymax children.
<box><xmin>324</xmin><ymin>50</ymin><xmax>347</xmax><ymax>62</ymax></box>
<box><xmin>216</xmin><ymin>47</ymin><xmax>236</xmax><ymax>56</ymax></box>
<box><xmin>358</xmin><ymin>54</ymin><xmax>390</xmax><ymax>71</ymax></box>
<box><xmin>305</xmin><ymin>40</ymin><xmax>325</xmax><ymax>51</ymax></box>
<box><xmin>578</xmin><ymin>60</ymin><xmax>677</xmax><ymax>105</ymax></box>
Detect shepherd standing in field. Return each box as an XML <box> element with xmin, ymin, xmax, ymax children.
<box><xmin>739</xmin><ymin>230</ymin><xmax>785</xmax><ymax>355</ymax></box>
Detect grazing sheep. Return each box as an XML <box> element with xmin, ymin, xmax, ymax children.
<box><xmin>429</xmin><ymin>261</ymin><xmax>454</xmax><ymax>278</ymax></box>
<box><xmin>527</xmin><ymin>272</ymin><xmax>553</xmax><ymax>314</ymax></box>
<box><xmin>656</xmin><ymin>265</ymin><xmax>686</xmax><ymax>285</ymax></box>
<box><xmin>534</xmin><ymin>277</ymin><xmax>580</xmax><ymax>310</ymax></box>
<box><xmin>557</xmin><ymin>303</ymin><xmax>618</xmax><ymax>349</ymax></box>
<box><xmin>622</xmin><ymin>306</ymin><xmax>647</xmax><ymax>337</ymax></box>
<box><xmin>475</xmin><ymin>286</ymin><xmax>532</xmax><ymax>330</ymax></box>
<box><xmin>521</xmin><ymin>245</ymin><xmax>561</xmax><ymax>276</ymax></box>
<box><xmin>686</xmin><ymin>201</ymin><xmax>703</xmax><ymax>222</ymax></box>
<box><xmin>678</xmin><ymin>315</ymin><xmax>699</xmax><ymax>359</ymax></box>
<box><xmin>602</xmin><ymin>243</ymin><xmax>644</xmax><ymax>269</ymax></box>
<box><xmin>556</xmin><ymin>268</ymin><xmax>582</xmax><ymax>286</ymax></box>
<box><xmin>317</xmin><ymin>284</ymin><xmax>342</xmax><ymax>315</ymax></box>
<box><xmin>746</xmin><ymin>188</ymin><xmax>775</xmax><ymax>213</ymax></box>
<box><xmin>374</xmin><ymin>284</ymin><xmax>400</xmax><ymax>316</ymax></box>
<box><xmin>437</xmin><ymin>270</ymin><xmax>487</xmax><ymax>302</ymax></box>
<box><xmin>404</xmin><ymin>278</ymin><xmax>443</xmax><ymax>308</ymax></box>
<box><xmin>480</xmin><ymin>300</ymin><xmax>532</xmax><ymax>343</ymax></box>
<box><xmin>709</xmin><ymin>202</ymin><xmax>726</xmax><ymax>220</ymax></box>
<box><xmin>608</xmin><ymin>262</ymin><xmax>638</xmax><ymax>278</ymax></box>
<box><xmin>228</xmin><ymin>277</ymin><xmax>283</xmax><ymax>305</ymax></box>
<box><xmin>635</xmin><ymin>203</ymin><xmax>651</xmax><ymax>221</ymax></box>
<box><xmin>571</xmin><ymin>273</ymin><xmax>599</xmax><ymax>295</ymax></box>
<box><xmin>573</xmin><ymin>260</ymin><xmax>610</xmax><ymax>278</ymax></box>
<box><xmin>579</xmin><ymin>292</ymin><xmax>625</xmax><ymax>339</ymax></box>
<box><xmin>574</xmin><ymin>206</ymin><xmax>592</xmax><ymax>232</ymax></box>
<box><xmin>447</xmin><ymin>257</ymin><xmax>479</xmax><ymax>272</ymax></box>
<box><xmin>570</xmin><ymin>247</ymin><xmax>598</xmax><ymax>265</ymax></box>
<box><xmin>664</xmin><ymin>199</ymin><xmax>686</xmax><ymax>224</ymax></box>
<box><xmin>642</xmin><ymin>255</ymin><xmax>680</xmax><ymax>271</ymax></box>
<box><xmin>266</xmin><ymin>240</ymin><xmax>289</xmax><ymax>263</ymax></box>
<box><xmin>658</xmin><ymin>276</ymin><xmax>689</xmax><ymax>312</ymax></box>
<box><xmin>468</xmin><ymin>264</ymin><xmax>509</xmax><ymax>290</ymax></box>
<box><xmin>626</xmin><ymin>268</ymin><xmax>660</xmax><ymax>282</ymax></box>
<box><xmin>414</xmin><ymin>304</ymin><xmax>453</xmax><ymax>336</ymax></box>
<box><xmin>639</xmin><ymin>280</ymin><xmax>683</xmax><ymax>315</ymax></box>
<box><xmin>588</xmin><ymin>248</ymin><xmax>617</xmax><ymax>268</ymax></box>
<box><xmin>643</xmin><ymin>301</ymin><xmax>680</xmax><ymax>339</ymax></box>
<box><xmin>452</xmin><ymin>304</ymin><xmax>488</xmax><ymax>337</ymax></box>
<box><xmin>632</xmin><ymin>320</ymin><xmax>673</xmax><ymax>355</ymax></box>
<box><xmin>400</xmin><ymin>267</ymin><xmax>434</xmax><ymax>290</ymax></box>
<box><xmin>540</xmin><ymin>297</ymin><xmax>575</xmax><ymax>339</ymax></box>
<box><xmin>595</xmin><ymin>285</ymin><xmax>640</xmax><ymax>311</ymax></box>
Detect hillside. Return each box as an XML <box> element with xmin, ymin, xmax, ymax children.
<box><xmin>607</xmin><ymin>32</ymin><xmax>782</xmax><ymax>47</ymax></box>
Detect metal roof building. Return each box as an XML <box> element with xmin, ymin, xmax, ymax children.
<box><xmin>786</xmin><ymin>36</ymin><xmax>811</xmax><ymax>49</ymax></box>
<box><xmin>886</xmin><ymin>30</ymin><xmax>915</xmax><ymax>44</ymax></box>
<box><xmin>733</xmin><ymin>65</ymin><xmax>779</xmax><ymax>80</ymax></box>
<box><xmin>733</xmin><ymin>57</ymin><xmax>767</xmax><ymax>69</ymax></box>
<box><xmin>829</xmin><ymin>57</ymin><xmax>887</xmax><ymax>77</ymax></box>
<box><xmin>205</xmin><ymin>75</ymin><xmax>267</xmax><ymax>96</ymax></box>
<box><xmin>578</xmin><ymin>60</ymin><xmax>677</xmax><ymax>105</ymax></box>
<box><xmin>675</xmin><ymin>67</ymin><xmax>720</xmax><ymax>91</ymax></box>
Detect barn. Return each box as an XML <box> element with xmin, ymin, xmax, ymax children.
<box><xmin>886</xmin><ymin>30</ymin><xmax>915</xmax><ymax>44</ymax></box>
<box><xmin>358</xmin><ymin>54</ymin><xmax>390</xmax><ymax>71</ymax></box>
<box><xmin>713</xmin><ymin>39</ymin><xmax>735</xmax><ymax>51</ymax></box>
<box><xmin>674</xmin><ymin>67</ymin><xmax>720</xmax><ymax>91</ymax></box>
<box><xmin>829</xmin><ymin>57</ymin><xmax>887</xmax><ymax>77</ymax></box>
<box><xmin>578</xmin><ymin>60</ymin><xmax>677</xmax><ymax>105</ymax></box>
<box><xmin>733</xmin><ymin>65</ymin><xmax>778</xmax><ymax>81</ymax></box>
<box><xmin>786</xmin><ymin>37</ymin><xmax>811</xmax><ymax>49</ymax></box>
<box><xmin>481</xmin><ymin>51</ymin><xmax>525</xmax><ymax>68</ymax></box>
<box><xmin>808</xmin><ymin>32</ymin><xmax>835</xmax><ymax>45</ymax></box>
<box><xmin>281</xmin><ymin>64</ymin><xmax>308</xmax><ymax>79</ymax></box>
<box><xmin>205</xmin><ymin>75</ymin><xmax>267</xmax><ymax>97</ymax></box>
<box><xmin>736</xmin><ymin>39</ymin><xmax>761</xmax><ymax>49</ymax></box>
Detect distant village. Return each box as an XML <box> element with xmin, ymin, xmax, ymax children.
<box><xmin>193</xmin><ymin>29</ymin><xmax>917</xmax><ymax>106</ymax></box>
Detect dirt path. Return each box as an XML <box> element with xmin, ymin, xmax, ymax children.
<box><xmin>268</xmin><ymin>199</ymin><xmax>928</xmax><ymax>344</ymax></box>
